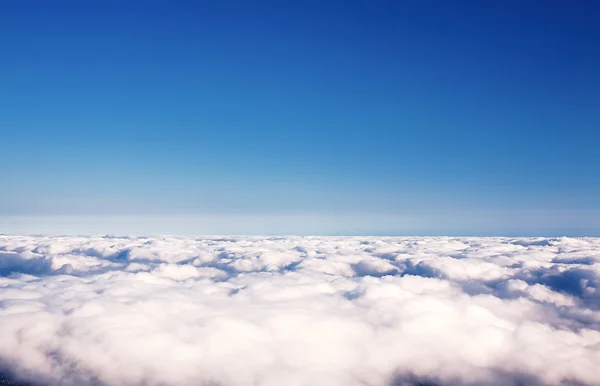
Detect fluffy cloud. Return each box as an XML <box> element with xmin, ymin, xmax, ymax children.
<box><xmin>1</xmin><ymin>235</ymin><xmax>600</xmax><ymax>386</ymax></box>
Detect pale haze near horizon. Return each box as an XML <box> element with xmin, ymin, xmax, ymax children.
<box><xmin>1</xmin><ymin>210</ymin><xmax>599</xmax><ymax>236</ymax></box>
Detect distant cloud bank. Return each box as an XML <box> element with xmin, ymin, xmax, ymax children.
<box><xmin>1</xmin><ymin>235</ymin><xmax>600</xmax><ymax>385</ymax></box>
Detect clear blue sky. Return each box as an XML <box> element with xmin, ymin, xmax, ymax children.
<box><xmin>1</xmin><ymin>1</ymin><xmax>599</xmax><ymax>235</ymax></box>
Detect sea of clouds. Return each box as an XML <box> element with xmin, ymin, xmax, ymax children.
<box><xmin>1</xmin><ymin>235</ymin><xmax>600</xmax><ymax>386</ymax></box>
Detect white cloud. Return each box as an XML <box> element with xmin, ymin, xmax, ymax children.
<box><xmin>1</xmin><ymin>235</ymin><xmax>600</xmax><ymax>385</ymax></box>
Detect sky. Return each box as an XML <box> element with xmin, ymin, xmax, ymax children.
<box><xmin>1</xmin><ymin>1</ymin><xmax>599</xmax><ymax>235</ymax></box>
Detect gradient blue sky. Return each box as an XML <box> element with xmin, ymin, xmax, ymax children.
<box><xmin>1</xmin><ymin>1</ymin><xmax>599</xmax><ymax>235</ymax></box>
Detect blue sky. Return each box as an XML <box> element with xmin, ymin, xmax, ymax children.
<box><xmin>1</xmin><ymin>1</ymin><xmax>599</xmax><ymax>235</ymax></box>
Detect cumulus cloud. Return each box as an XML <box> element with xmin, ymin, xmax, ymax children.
<box><xmin>1</xmin><ymin>235</ymin><xmax>600</xmax><ymax>386</ymax></box>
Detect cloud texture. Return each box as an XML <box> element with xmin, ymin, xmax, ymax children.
<box><xmin>1</xmin><ymin>235</ymin><xmax>600</xmax><ymax>386</ymax></box>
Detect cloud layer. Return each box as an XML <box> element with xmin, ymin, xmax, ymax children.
<box><xmin>1</xmin><ymin>235</ymin><xmax>600</xmax><ymax>386</ymax></box>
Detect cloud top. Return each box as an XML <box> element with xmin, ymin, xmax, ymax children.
<box><xmin>1</xmin><ymin>235</ymin><xmax>600</xmax><ymax>385</ymax></box>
